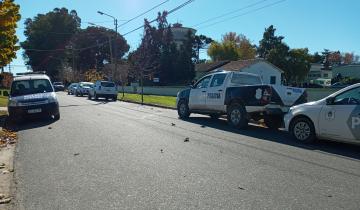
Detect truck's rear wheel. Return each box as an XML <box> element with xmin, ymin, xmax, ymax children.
<box><xmin>178</xmin><ymin>100</ymin><xmax>190</xmax><ymax>119</ymax></box>
<box><xmin>227</xmin><ymin>103</ymin><xmax>248</xmax><ymax>129</ymax></box>
<box><xmin>264</xmin><ymin>115</ymin><xmax>283</xmax><ymax>130</ymax></box>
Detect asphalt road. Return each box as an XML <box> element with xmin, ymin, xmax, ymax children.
<box><xmin>12</xmin><ymin>92</ymin><xmax>360</xmax><ymax>210</ymax></box>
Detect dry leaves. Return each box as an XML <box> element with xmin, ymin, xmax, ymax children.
<box><xmin>0</xmin><ymin>129</ymin><xmax>17</xmax><ymax>147</ymax></box>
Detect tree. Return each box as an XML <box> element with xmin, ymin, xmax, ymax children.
<box><xmin>311</xmin><ymin>52</ymin><xmax>323</xmax><ymax>63</ymax></box>
<box><xmin>286</xmin><ymin>48</ymin><xmax>312</xmax><ymax>83</ymax></box>
<box><xmin>194</xmin><ymin>34</ymin><xmax>213</xmax><ymax>63</ymax></box>
<box><xmin>342</xmin><ymin>52</ymin><xmax>354</xmax><ymax>64</ymax></box>
<box><xmin>69</xmin><ymin>26</ymin><xmax>129</xmax><ymax>74</ymax></box>
<box><xmin>21</xmin><ymin>8</ymin><xmax>81</xmax><ymax>80</ymax></box>
<box><xmin>207</xmin><ymin>32</ymin><xmax>256</xmax><ymax>61</ymax></box>
<box><xmin>258</xmin><ymin>25</ymin><xmax>284</xmax><ymax>59</ymax></box>
<box><xmin>0</xmin><ymin>0</ymin><xmax>21</xmax><ymax>71</ymax></box>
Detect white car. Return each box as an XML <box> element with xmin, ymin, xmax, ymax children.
<box><xmin>284</xmin><ymin>83</ymin><xmax>360</xmax><ymax>144</ymax></box>
<box><xmin>75</xmin><ymin>82</ymin><xmax>93</xmax><ymax>96</ymax></box>
<box><xmin>88</xmin><ymin>81</ymin><xmax>118</xmax><ymax>101</ymax></box>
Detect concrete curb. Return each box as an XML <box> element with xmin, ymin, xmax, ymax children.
<box><xmin>119</xmin><ymin>99</ymin><xmax>176</xmax><ymax>110</ymax></box>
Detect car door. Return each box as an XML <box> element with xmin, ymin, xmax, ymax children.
<box><xmin>189</xmin><ymin>75</ymin><xmax>212</xmax><ymax>110</ymax></box>
<box><xmin>319</xmin><ymin>86</ymin><xmax>360</xmax><ymax>141</ymax></box>
<box><xmin>205</xmin><ymin>73</ymin><xmax>227</xmax><ymax>111</ymax></box>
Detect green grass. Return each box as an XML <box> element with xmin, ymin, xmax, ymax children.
<box><xmin>0</xmin><ymin>96</ymin><xmax>8</xmax><ymax>107</ymax></box>
<box><xmin>118</xmin><ymin>93</ymin><xmax>176</xmax><ymax>108</ymax></box>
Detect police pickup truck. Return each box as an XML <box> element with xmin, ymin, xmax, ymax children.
<box><xmin>176</xmin><ymin>71</ymin><xmax>307</xmax><ymax>129</ymax></box>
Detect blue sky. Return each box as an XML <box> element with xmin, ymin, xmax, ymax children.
<box><xmin>8</xmin><ymin>0</ymin><xmax>360</xmax><ymax>74</ymax></box>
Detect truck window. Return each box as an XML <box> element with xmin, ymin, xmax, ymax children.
<box><xmin>195</xmin><ymin>75</ymin><xmax>212</xmax><ymax>89</ymax></box>
<box><xmin>231</xmin><ymin>73</ymin><xmax>262</xmax><ymax>85</ymax></box>
<box><xmin>210</xmin><ymin>74</ymin><xmax>226</xmax><ymax>87</ymax></box>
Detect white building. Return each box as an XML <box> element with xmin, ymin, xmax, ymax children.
<box><xmin>170</xmin><ymin>23</ymin><xmax>196</xmax><ymax>49</ymax></box>
<box><xmin>307</xmin><ymin>63</ymin><xmax>332</xmax><ymax>82</ymax></box>
<box><xmin>218</xmin><ymin>59</ymin><xmax>284</xmax><ymax>85</ymax></box>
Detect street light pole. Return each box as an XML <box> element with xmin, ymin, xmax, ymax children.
<box><xmin>97</xmin><ymin>11</ymin><xmax>118</xmax><ymax>82</ymax></box>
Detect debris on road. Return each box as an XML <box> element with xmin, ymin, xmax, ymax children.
<box><xmin>1</xmin><ymin>170</ymin><xmax>9</xmax><ymax>174</ymax></box>
<box><xmin>238</xmin><ymin>187</ymin><xmax>245</xmax><ymax>190</ymax></box>
<box><xmin>0</xmin><ymin>197</ymin><xmax>11</xmax><ymax>204</ymax></box>
<box><xmin>160</xmin><ymin>149</ymin><xmax>163</xmax><ymax>153</ymax></box>
<box><xmin>0</xmin><ymin>194</ymin><xmax>5</xmax><ymax>199</ymax></box>
<box><xmin>171</xmin><ymin>123</ymin><xmax>176</xmax><ymax>126</ymax></box>
<box><xmin>200</xmin><ymin>125</ymin><xmax>206</xmax><ymax>128</ymax></box>
<box><xmin>184</xmin><ymin>137</ymin><xmax>189</xmax><ymax>142</ymax></box>
<box><xmin>74</xmin><ymin>153</ymin><xmax>80</xmax><ymax>156</ymax></box>
<box><xmin>0</xmin><ymin>129</ymin><xmax>17</xmax><ymax>148</ymax></box>
<box><xmin>48</xmin><ymin>126</ymin><xmax>52</xmax><ymax>129</ymax></box>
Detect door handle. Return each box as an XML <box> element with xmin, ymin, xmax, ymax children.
<box><xmin>202</xmin><ymin>90</ymin><xmax>206</xmax><ymax>93</ymax></box>
<box><xmin>218</xmin><ymin>89</ymin><xmax>223</xmax><ymax>92</ymax></box>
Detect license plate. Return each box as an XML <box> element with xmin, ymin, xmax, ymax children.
<box><xmin>28</xmin><ymin>108</ymin><xmax>42</xmax><ymax>114</ymax></box>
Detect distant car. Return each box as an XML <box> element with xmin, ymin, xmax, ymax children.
<box><xmin>284</xmin><ymin>83</ymin><xmax>360</xmax><ymax>144</ymax></box>
<box><xmin>75</xmin><ymin>82</ymin><xmax>93</xmax><ymax>96</ymax></box>
<box><xmin>53</xmin><ymin>82</ymin><xmax>65</xmax><ymax>91</ymax></box>
<box><xmin>88</xmin><ymin>81</ymin><xmax>118</xmax><ymax>101</ymax></box>
<box><xmin>67</xmin><ymin>83</ymin><xmax>78</xmax><ymax>95</ymax></box>
<box><xmin>8</xmin><ymin>72</ymin><xmax>60</xmax><ymax>121</ymax></box>
<box><xmin>330</xmin><ymin>82</ymin><xmax>348</xmax><ymax>89</ymax></box>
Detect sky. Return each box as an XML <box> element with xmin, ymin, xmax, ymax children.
<box><xmin>7</xmin><ymin>0</ymin><xmax>360</xmax><ymax>74</ymax></box>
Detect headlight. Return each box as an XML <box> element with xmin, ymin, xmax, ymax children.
<box><xmin>8</xmin><ymin>99</ymin><xmax>18</xmax><ymax>107</ymax></box>
<box><xmin>48</xmin><ymin>93</ymin><xmax>58</xmax><ymax>103</ymax></box>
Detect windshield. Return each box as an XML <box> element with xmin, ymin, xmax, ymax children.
<box><xmin>80</xmin><ymin>83</ymin><xmax>93</xmax><ymax>88</ymax></box>
<box><xmin>11</xmin><ymin>79</ymin><xmax>53</xmax><ymax>97</ymax></box>
<box><xmin>231</xmin><ymin>73</ymin><xmax>262</xmax><ymax>85</ymax></box>
<box><xmin>101</xmin><ymin>82</ymin><xmax>115</xmax><ymax>87</ymax></box>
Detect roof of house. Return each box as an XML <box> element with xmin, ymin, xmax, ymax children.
<box><xmin>220</xmin><ymin>58</ymin><xmax>284</xmax><ymax>73</ymax></box>
<box><xmin>195</xmin><ymin>60</ymin><xmax>230</xmax><ymax>72</ymax></box>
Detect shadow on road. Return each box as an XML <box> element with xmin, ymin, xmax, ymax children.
<box><xmin>4</xmin><ymin>117</ymin><xmax>57</xmax><ymax>132</ymax></box>
<box><xmin>184</xmin><ymin>116</ymin><xmax>360</xmax><ymax>161</ymax></box>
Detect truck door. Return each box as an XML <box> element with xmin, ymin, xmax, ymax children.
<box><xmin>319</xmin><ymin>86</ymin><xmax>360</xmax><ymax>141</ymax></box>
<box><xmin>189</xmin><ymin>75</ymin><xmax>212</xmax><ymax>110</ymax></box>
<box><xmin>206</xmin><ymin>73</ymin><xmax>227</xmax><ymax>111</ymax></box>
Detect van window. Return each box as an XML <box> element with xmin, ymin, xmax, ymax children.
<box><xmin>101</xmin><ymin>82</ymin><xmax>115</xmax><ymax>87</ymax></box>
<box><xmin>231</xmin><ymin>73</ymin><xmax>262</xmax><ymax>85</ymax></box>
<box><xmin>270</xmin><ymin>76</ymin><xmax>276</xmax><ymax>84</ymax></box>
<box><xmin>11</xmin><ymin>79</ymin><xmax>53</xmax><ymax>97</ymax></box>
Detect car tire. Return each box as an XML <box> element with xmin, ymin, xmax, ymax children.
<box><xmin>94</xmin><ymin>93</ymin><xmax>98</xmax><ymax>100</ymax></box>
<box><xmin>177</xmin><ymin>100</ymin><xmax>190</xmax><ymax>119</ymax></box>
<box><xmin>113</xmin><ymin>95</ymin><xmax>117</xmax><ymax>101</ymax></box>
<box><xmin>290</xmin><ymin>117</ymin><xmax>316</xmax><ymax>143</ymax></box>
<box><xmin>67</xmin><ymin>91</ymin><xmax>70</xmax><ymax>95</ymax></box>
<box><xmin>227</xmin><ymin>103</ymin><xmax>248</xmax><ymax>129</ymax></box>
<box><xmin>88</xmin><ymin>94</ymin><xmax>92</xmax><ymax>100</ymax></box>
<box><xmin>209</xmin><ymin>114</ymin><xmax>220</xmax><ymax>120</ymax></box>
<box><xmin>264</xmin><ymin>115</ymin><xmax>283</xmax><ymax>130</ymax></box>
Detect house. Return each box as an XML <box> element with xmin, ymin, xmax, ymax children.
<box><xmin>196</xmin><ymin>59</ymin><xmax>284</xmax><ymax>85</ymax></box>
<box><xmin>195</xmin><ymin>60</ymin><xmax>230</xmax><ymax>79</ymax></box>
<box><xmin>307</xmin><ymin>63</ymin><xmax>332</xmax><ymax>82</ymax></box>
<box><xmin>332</xmin><ymin>64</ymin><xmax>360</xmax><ymax>79</ymax></box>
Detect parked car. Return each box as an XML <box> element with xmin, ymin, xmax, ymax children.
<box><xmin>75</xmin><ymin>82</ymin><xmax>93</xmax><ymax>96</ymax></box>
<box><xmin>88</xmin><ymin>81</ymin><xmax>118</xmax><ymax>101</ymax></box>
<box><xmin>284</xmin><ymin>83</ymin><xmax>360</xmax><ymax>144</ymax></box>
<box><xmin>176</xmin><ymin>71</ymin><xmax>307</xmax><ymax>129</ymax></box>
<box><xmin>8</xmin><ymin>72</ymin><xmax>60</xmax><ymax>121</ymax></box>
<box><xmin>53</xmin><ymin>82</ymin><xmax>65</xmax><ymax>91</ymax></box>
<box><xmin>67</xmin><ymin>83</ymin><xmax>78</xmax><ymax>95</ymax></box>
<box><xmin>330</xmin><ymin>82</ymin><xmax>348</xmax><ymax>89</ymax></box>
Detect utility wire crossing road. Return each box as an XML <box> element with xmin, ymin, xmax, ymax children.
<box><xmin>13</xmin><ymin>92</ymin><xmax>360</xmax><ymax>210</ymax></box>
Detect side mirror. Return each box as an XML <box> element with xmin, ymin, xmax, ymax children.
<box><xmin>326</xmin><ymin>97</ymin><xmax>335</xmax><ymax>105</ymax></box>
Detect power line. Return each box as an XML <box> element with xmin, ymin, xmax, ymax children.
<box><xmin>191</xmin><ymin>0</ymin><xmax>269</xmax><ymax>28</ymax></box>
<box><xmin>118</xmin><ymin>0</ymin><xmax>170</xmax><ymax>29</ymax></box>
<box><xmin>22</xmin><ymin>0</ymin><xmax>195</xmax><ymax>52</ymax></box>
<box><xmin>197</xmin><ymin>0</ymin><xmax>286</xmax><ymax>30</ymax></box>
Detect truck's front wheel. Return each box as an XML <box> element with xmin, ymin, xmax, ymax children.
<box><xmin>178</xmin><ymin>100</ymin><xmax>190</xmax><ymax>119</ymax></box>
<box><xmin>227</xmin><ymin>103</ymin><xmax>248</xmax><ymax>129</ymax></box>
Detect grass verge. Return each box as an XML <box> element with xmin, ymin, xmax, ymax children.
<box><xmin>118</xmin><ymin>93</ymin><xmax>176</xmax><ymax>108</ymax></box>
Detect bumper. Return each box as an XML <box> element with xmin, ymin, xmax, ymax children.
<box><xmin>283</xmin><ymin>112</ymin><xmax>294</xmax><ymax>132</ymax></box>
<box><xmin>8</xmin><ymin>102</ymin><xmax>59</xmax><ymax>118</ymax></box>
<box><xmin>95</xmin><ymin>93</ymin><xmax>117</xmax><ymax>98</ymax></box>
